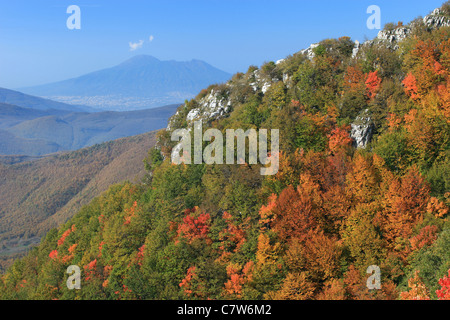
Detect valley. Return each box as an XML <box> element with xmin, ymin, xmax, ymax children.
<box><xmin>0</xmin><ymin>130</ymin><xmax>158</xmax><ymax>272</ymax></box>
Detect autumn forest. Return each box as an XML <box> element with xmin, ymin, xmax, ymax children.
<box><xmin>0</xmin><ymin>3</ymin><xmax>449</xmax><ymax>301</ymax></box>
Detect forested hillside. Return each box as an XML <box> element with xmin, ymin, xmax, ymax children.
<box><xmin>1</xmin><ymin>4</ymin><xmax>449</xmax><ymax>300</ymax></box>
<box><xmin>0</xmin><ymin>131</ymin><xmax>157</xmax><ymax>273</ymax></box>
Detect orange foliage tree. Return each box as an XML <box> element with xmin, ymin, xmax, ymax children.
<box><xmin>269</xmin><ymin>272</ymin><xmax>315</xmax><ymax>300</ymax></box>
<box><xmin>223</xmin><ymin>261</ymin><xmax>254</xmax><ymax>298</ymax></box>
<box><xmin>400</xmin><ymin>270</ymin><xmax>430</xmax><ymax>300</ymax></box>
<box><xmin>264</xmin><ymin>174</ymin><xmax>323</xmax><ymax>243</ymax></box>
<box><xmin>382</xmin><ymin>167</ymin><xmax>430</xmax><ymax>252</ymax></box>
<box><xmin>302</xmin><ymin>229</ymin><xmax>342</xmax><ymax>282</ymax></box>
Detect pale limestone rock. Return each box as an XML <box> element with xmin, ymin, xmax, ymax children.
<box><xmin>351</xmin><ymin>109</ymin><xmax>373</xmax><ymax>149</ymax></box>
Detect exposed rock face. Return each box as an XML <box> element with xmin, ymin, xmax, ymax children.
<box><xmin>424</xmin><ymin>8</ymin><xmax>450</xmax><ymax>28</ymax></box>
<box><xmin>168</xmin><ymin>63</ymin><xmax>284</xmax><ymax>130</ymax></box>
<box><xmin>191</xmin><ymin>91</ymin><xmax>231</xmax><ymax>121</ymax></box>
<box><xmin>372</xmin><ymin>7</ymin><xmax>450</xmax><ymax>50</ymax></box>
<box><xmin>167</xmin><ymin>88</ymin><xmax>232</xmax><ymax>130</ymax></box>
<box><xmin>166</xmin><ymin>5</ymin><xmax>450</xmax><ymax>134</ymax></box>
<box><xmin>351</xmin><ymin>109</ymin><xmax>374</xmax><ymax>149</ymax></box>
<box><xmin>301</xmin><ymin>40</ymin><xmax>362</xmax><ymax>60</ymax></box>
<box><xmin>249</xmin><ymin>70</ymin><xmax>273</xmax><ymax>94</ymax></box>
<box><xmin>186</xmin><ymin>108</ymin><xmax>200</xmax><ymax>121</ymax></box>
<box><xmin>282</xmin><ymin>73</ymin><xmax>293</xmax><ymax>88</ymax></box>
<box><xmin>300</xmin><ymin>43</ymin><xmax>320</xmax><ymax>60</ymax></box>
<box><xmin>166</xmin><ymin>109</ymin><xmax>180</xmax><ymax>131</ymax></box>
<box><xmin>376</xmin><ymin>27</ymin><xmax>411</xmax><ymax>50</ymax></box>
<box><xmin>352</xmin><ymin>40</ymin><xmax>362</xmax><ymax>58</ymax></box>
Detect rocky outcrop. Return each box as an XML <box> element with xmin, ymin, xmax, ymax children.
<box><xmin>301</xmin><ymin>40</ymin><xmax>362</xmax><ymax>60</ymax></box>
<box><xmin>372</xmin><ymin>7</ymin><xmax>450</xmax><ymax>50</ymax></box>
<box><xmin>166</xmin><ymin>88</ymin><xmax>233</xmax><ymax>130</ymax></box>
<box><xmin>249</xmin><ymin>70</ymin><xmax>274</xmax><ymax>94</ymax></box>
<box><xmin>423</xmin><ymin>8</ymin><xmax>450</xmax><ymax>29</ymax></box>
<box><xmin>376</xmin><ymin>27</ymin><xmax>411</xmax><ymax>50</ymax></box>
<box><xmin>187</xmin><ymin>90</ymin><xmax>231</xmax><ymax>122</ymax></box>
<box><xmin>352</xmin><ymin>40</ymin><xmax>362</xmax><ymax>58</ymax></box>
<box><xmin>167</xmin><ymin>65</ymin><xmax>281</xmax><ymax>131</ymax></box>
<box><xmin>166</xmin><ymin>6</ymin><xmax>450</xmax><ymax>134</ymax></box>
<box><xmin>351</xmin><ymin>109</ymin><xmax>374</xmax><ymax>149</ymax></box>
<box><xmin>300</xmin><ymin>43</ymin><xmax>320</xmax><ymax>60</ymax></box>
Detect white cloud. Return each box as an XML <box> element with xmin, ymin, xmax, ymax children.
<box><xmin>129</xmin><ymin>40</ymin><xmax>144</xmax><ymax>51</ymax></box>
<box><xmin>149</xmin><ymin>35</ymin><xmax>154</xmax><ymax>42</ymax></box>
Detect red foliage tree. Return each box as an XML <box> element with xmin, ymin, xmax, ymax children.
<box><xmin>136</xmin><ymin>244</ymin><xmax>145</xmax><ymax>267</ymax></box>
<box><xmin>124</xmin><ymin>201</ymin><xmax>138</xmax><ymax>225</ymax></box>
<box><xmin>365</xmin><ymin>70</ymin><xmax>382</xmax><ymax>100</ymax></box>
<box><xmin>223</xmin><ymin>261</ymin><xmax>254</xmax><ymax>298</ymax></box>
<box><xmin>57</xmin><ymin>224</ymin><xmax>76</xmax><ymax>246</ymax></box>
<box><xmin>84</xmin><ymin>259</ymin><xmax>98</xmax><ymax>281</ymax></box>
<box><xmin>176</xmin><ymin>207</ymin><xmax>211</xmax><ymax>244</ymax></box>
<box><xmin>436</xmin><ymin>269</ymin><xmax>450</xmax><ymax>300</ymax></box>
<box><xmin>219</xmin><ymin>211</ymin><xmax>247</xmax><ymax>256</ymax></box>
<box><xmin>49</xmin><ymin>250</ymin><xmax>58</xmax><ymax>260</ymax></box>
<box><xmin>179</xmin><ymin>266</ymin><xmax>198</xmax><ymax>297</ymax></box>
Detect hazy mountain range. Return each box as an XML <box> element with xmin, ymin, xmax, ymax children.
<box><xmin>0</xmin><ymin>87</ymin><xmax>93</xmax><ymax>112</ymax></box>
<box><xmin>0</xmin><ymin>87</ymin><xmax>179</xmax><ymax>156</ymax></box>
<box><xmin>0</xmin><ymin>55</ymin><xmax>232</xmax><ymax>155</ymax></box>
<box><xmin>20</xmin><ymin>55</ymin><xmax>232</xmax><ymax>111</ymax></box>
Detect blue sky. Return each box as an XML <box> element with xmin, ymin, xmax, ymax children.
<box><xmin>0</xmin><ymin>0</ymin><xmax>446</xmax><ymax>88</ymax></box>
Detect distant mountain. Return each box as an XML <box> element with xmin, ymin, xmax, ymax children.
<box><xmin>0</xmin><ymin>131</ymin><xmax>158</xmax><ymax>271</ymax></box>
<box><xmin>0</xmin><ymin>102</ymin><xmax>179</xmax><ymax>155</ymax></box>
<box><xmin>0</xmin><ymin>87</ymin><xmax>92</xmax><ymax>112</ymax></box>
<box><xmin>19</xmin><ymin>55</ymin><xmax>232</xmax><ymax>111</ymax></box>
